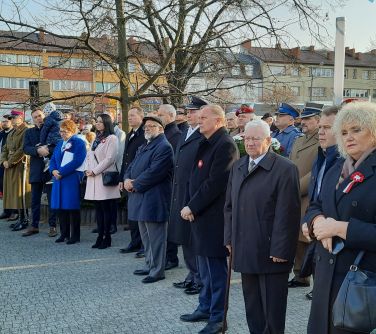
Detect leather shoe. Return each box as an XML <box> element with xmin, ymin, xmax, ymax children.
<box><xmin>7</xmin><ymin>214</ymin><xmax>19</xmax><ymax>221</ymax></box>
<box><xmin>0</xmin><ymin>212</ymin><xmax>10</xmax><ymax>219</ymax></box>
<box><xmin>288</xmin><ymin>278</ymin><xmax>310</xmax><ymax>288</ymax></box>
<box><xmin>184</xmin><ymin>283</ymin><xmax>202</xmax><ymax>295</ymax></box>
<box><xmin>22</xmin><ymin>227</ymin><xmax>39</xmax><ymax>237</ymax></box>
<box><xmin>306</xmin><ymin>290</ymin><xmax>313</xmax><ymax>300</ymax></box>
<box><xmin>120</xmin><ymin>246</ymin><xmax>139</xmax><ymax>254</ymax></box>
<box><xmin>66</xmin><ymin>239</ymin><xmax>79</xmax><ymax>245</ymax></box>
<box><xmin>91</xmin><ymin>228</ymin><xmax>98</xmax><ymax>233</ymax></box>
<box><xmin>12</xmin><ymin>221</ymin><xmax>28</xmax><ymax>231</ymax></box>
<box><xmin>180</xmin><ymin>310</ymin><xmax>210</xmax><ymax>323</ymax></box>
<box><xmin>109</xmin><ymin>225</ymin><xmax>117</xmax><ymax>234</ymax></box>
<box><xmin>135</xmin><ymin>250</ymin><xmax>145</xmax><ymax>258</ymax></box>
<box><xmin>55</xmin><ymin>236</ymin><xmax>66</xmax><ymax>243</ymax></box>
<box><xmin>173</xmin><ymin>280</ymin><xmax>193</xmax><ymax>289</ymax></box>
<box><xmin>142</xmin><ymin>276</ymin><xmax>165</xmax><ymax>284</ymax></box>
<box><xmin>133</xmin><ymin>269</ymin><xmax>149</xmax><ymax>276</ymax></box>
<box><xmin>165</xmin><ymin>260</ymin><xmax>179</xmax><ymax>271</ymax></box>
<box><xmin>199</xmin><ymin>321</ymin><xmax>226</xmax><ymax>334</ymax></box>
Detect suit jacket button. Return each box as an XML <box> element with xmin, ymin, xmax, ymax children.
<box><xmin>317</xmin><ymin>255</ymin><xmax>321</xmax><ymax>261</ymax></box>
<box><xmin>352</xmin><ymin>201</ymin><xmax>358</xmax><ymax>207</ymax></box>
<box><xmin>329</xmin><ymin>259</ymin><xmax>334</xmax><ymax>265</ymax></box>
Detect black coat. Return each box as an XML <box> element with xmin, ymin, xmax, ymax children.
<box><xmin>224</xmin><ymin>152</ymin><xmax>301</xmax><ymax>274</ymax></box>
<box><xmin>305</xmin><ymin>152</ymin><xmax>376</xmax><ymax>334</ymax></box>
<box><xmin>164</xmin><ymin>121</ymin><xmax>182</xmax><ymax>153</ymax></box>
<box><xmin>188</xmin><ymin>127</ymin><xmax>238</xmax><ymax>257</ymax></box>
<box><xmin>119</xmin><ymin>127</ymin><xmax>146</xmax><ymax>180</ymax></box>
<box><xmin>168</xmin><ymin>129</ymin><xmax>202</xmax><ymax>245</ymax></box>
<box><xmin>23</xmin><ymin>125</ymin><xmax>50</xmax><ymax>183</ymax></box>
<box><xmin>177</xmin><ymin>121</ymin><xmax>189</xmax><ymax>132</ymax></box>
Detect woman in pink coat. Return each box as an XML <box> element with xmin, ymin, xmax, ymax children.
<box><xmin>84</xmin><ymin>114</ymin><xmax>120</xmax><ymax>249</ymax></box>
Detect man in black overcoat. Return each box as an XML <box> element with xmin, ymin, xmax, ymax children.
<box><xmin>180</xmin><ymin>104</ymin><xmax>238</xmax><ymax>334</ymax></box>
<box><xmin>119</xmin><ymin>106</ymin><xmax>146</xmax><ymax>256</ymax></box>
<box><xmin>168</xmin><ymin>98</ymin><xmax>205</xmax><ymax>295</ymax></box>
<box><xmin>224</xmin><ymin>119</ymin><xmax>301</xmax><ymax>334</ymax></box>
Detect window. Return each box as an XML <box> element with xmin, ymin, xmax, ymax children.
<box><xmin>309</xmin><ymin>87</ymin><xmax>326</xmax><ymax>97</ymax></box>
<box><xmin>17</xmin><ymin>55</ymin><xmax>42</xmax><ymax>67</ymax></box>
<box><xmin>344</xmin><ymin>69</ymin><xmax>349</xmax><ymax>79</ymax></box>
<box><xmin>0</xmin><ymin>54</ymin><xmax>17</xmax><ymax>66</ymax></box>
<box><xmin>245</xmin><ymin>65</ymin><xmax>253</xmax><ymax>76</ymax></box>
<box><xmin>0</xmin><ymin>77</ymin><xmax>32</xmax><ymax>89</ymax></box>
<box><xmin>52</xmin><ymin>80</ymin><xmax>92</xmax><ymax>92</ymax></box>
<box><xmin>95</xmin><ymin>82</ymin><xmax>120</xmax><ymax>93</ymax></box>
<box><xmin>363</xmin><ymin>71</ymin><xmax>370</xmax><ymax>80</ymax></box>
<box><xmin>290</xmin><ymin>86</ymin><xmax>300</xmax><ymax>96</ymax></box>
<box><xmin>48</xmin><ymin>56</ymin><xmax>90</xmax><ymax>69</ymax></box>
<box><xmin>311</xmin><ymin>67</ymin><xmax>334</xmax><ymax>77</ymax></box>
<box><xmin>231</xmin><ymin>66</ymin><xmax>241</xmax><ymax>76</ymax></box>
<box><xmin>291</xmin><ymin>67</ymin><xmax>300</xmax><ymax>76</ymax></box>
<box><xmin>352</xmin><ymin>69</ymin><xmax>357</xmax><ymax>79</ymax></box>
<box><xmin>343</xmin><ymin>88</ymin><xmax>369</xmax><ymax>98</ymax></box>
<box><xmin>269</xmin><ymin>66</ymin><xmax>285</xmax><ymax>76</ymax></box>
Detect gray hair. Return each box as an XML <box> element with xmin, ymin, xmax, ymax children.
<box><xmin>245</xmin><ymin>119</ymin><xmax>271</xmax><ymax>137</ymax></box>
<box><xmin>159</xmin><ymin>104</ymin><xmax>176</xmax><ymax>119</ymax></box>
<box><xmin>333</xmin><ymin>101</ymin><xmax>376</xmax><ymax>158</ymax></box>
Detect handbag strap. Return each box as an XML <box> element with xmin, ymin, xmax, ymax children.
<box><xmin>350</xmin><ymin>251</ymin><xmax>366</xmax><ymax>271</ymax></box>
<box><xmin>93</xmin><ymin>153</ymin><xmax>118</xmax><ymax>172</ymax></box>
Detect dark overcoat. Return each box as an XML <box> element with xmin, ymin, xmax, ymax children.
<box><xmin>164</xmin><ymin>121</ymin><xmax>181</xmax><ymax>153</ymax></box>
<box><xmin>187</xmin><ymin>127</ymin><xmax>238</xmax><ymax>258</ymax></box>
<box><xmin>23</xmin><ymin>125</ymin><xmax>50</xmax><ymax>183</ymax></box>
<box><xmin>119</xmin><ymin>127</ymin><xmax>146</xmax><ymax>180</ymax></box>
<box><xmin>168</xmin><ymin>129</ymin><xmax>202</xmax><ymax>245</ymax></box>
<box><xmin>49</xmin><ymin>135</ymin><xmax>86</xmax><ymax>210</ymax></box>
<box><xmin>125</xmin><ymin>134</ymin><xmax>173</xmax><ymax>223</ymax></box>
<box><xmin>305</xmin><ymin>152</ymin><xmax>376</xmax><ymax>334</ymax></box>
<box><xmin>224</xmin><ymin>151</ymin><xmax>301</xmax><ymax>274</ymax></box>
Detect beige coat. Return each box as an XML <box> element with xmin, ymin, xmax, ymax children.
<box><xmin>84</xmin><ymin>134</ymin><xmax>121</xmax><ymax>201</ymax></box>
<box><xmin>290</xmin><ymin>130</ymin><xmax>319</xmax><ymax>241</ymax></box>
<box><xmin>0</xmin><ymin>123</ymin><xmax>31</xmax><ymax>209</ymax></box>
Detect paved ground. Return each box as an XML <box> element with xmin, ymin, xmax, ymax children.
<box><xmin>0</xmin><ymin>217</ymin><xmax>311</xmax><ymax>334</ymax></box>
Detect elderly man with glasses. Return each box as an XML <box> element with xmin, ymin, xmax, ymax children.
<box><xmin>124</xmin><ymin>115</ymin><xmax>174</xmax><ymax>284</ymax></box>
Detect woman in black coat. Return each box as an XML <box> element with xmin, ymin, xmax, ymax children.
<box><xmin>305</xmin><ymin>101</ymin><xmax>376</xmax><ymax>334</ymax></box>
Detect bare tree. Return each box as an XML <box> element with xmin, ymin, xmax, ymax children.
<box><xmin>0</xmin><ymin>0</ymin><xmax>336</xmax><ymax>127</ymax></box>
<box><xmin>261</xmin><ymin>85</ymin><xmax>297</xmax><ymax>109</ymax></box>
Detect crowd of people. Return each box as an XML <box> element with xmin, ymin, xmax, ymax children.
<box><xmin>0</xmin><ymin>97</ymin><xmax>375</xmax><ymax>334</ymax></box>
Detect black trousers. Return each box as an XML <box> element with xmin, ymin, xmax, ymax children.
<box><xmin>95</xmin><ymin>199</ymin><xmax>114</xmax><ymax>237</ymax></box>
<box><xmin>166</xmin><ymin>241</ymin><xmax>179</xmax><ymax>264</ymax></box>
<box><xmin>109</xmin><ymin>199</ymin><xmax>117</xmax><ymax>229</ymax></box>
<box><xmin>182</xmin><ymin>244</ymin><xmax>201</xmax><ymax>285</ymax></box>
<box><xmin>128</xmin><ymin>219</ymin><xmax>143</xmax><ymax>249</ymax></box>
<box><xmin>58</xmin><ymin>209</ymin><xmax>80</xmax><ymax>241</ymax></box>
<box><xmin>31</xmin><ymin>182</ymin><xmax>56</xmax><ymax>228</ymax></box>
<box><xmin>241</xmin><ymin>272</ymin><xmax>289</xmax><ymax>334</ymax></box>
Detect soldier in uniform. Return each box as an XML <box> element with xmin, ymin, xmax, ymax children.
<box><xmin>272</xmin><ymin>103</ymin><xmax>302</xmax><ymax>157</ymax></box>
<box><xmin>288</xmin><ymin>102</ymin><xmax>323</xmax><ymax>288</ymax></box>
<box><xmin>0</xmin><ymin>110</ymin><xmax>31</xmax><ymax>231</ymax></box>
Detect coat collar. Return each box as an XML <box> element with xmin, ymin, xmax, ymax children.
<box><xmin>203</xmin><ymin>127</ymin><xmax>227</xmax><ymax>145</ymax></box>
<box><xmin>141</xmin><ymin>133</ymin><xmax>166</xmax><ymax>151</ymax></box>
<box><xmin>182</xmin><ymin>128</ymin><xmax>201</xmax><ymax>145</ymax></box>
<box><xmin>237</xmin><ymin>151</ymin><xmax>276</xmax><ymax>178</ymax></box>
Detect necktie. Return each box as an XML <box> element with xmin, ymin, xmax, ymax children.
<box><xmin>248</xmin><ymin>160</ymin><xmax>256</xmax><ymax>173</ymax></box>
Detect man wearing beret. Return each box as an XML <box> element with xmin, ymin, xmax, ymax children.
<box><xmin>124</xmin><ymin>115</ymin><xmax>174</xmax><ymax>284</ymax></box>
<box><xmin>236</xmin><ymin>105</ymin><xmax>255</xmax><ymax>134</ymax></box>
<box><xmin>288</xmin><ymin>102</ymin><xmax>322</xmax><ymax>289</ymax></box>
<box><xmin>0</xmin><ymin>110</ymin><xmax>31</xmax><ymax>231</ymax></box>
<box><xmin>272</xmin><ymin>103</ymin><xmax>302</xmax><ymax>157</ymax></box>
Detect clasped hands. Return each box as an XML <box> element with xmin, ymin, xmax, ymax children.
<box><xmin>311</xmin><ymin>215</ymin><xmax>348</xmax><ymax>253</ymax></box>
<box><xmin>123</xmin><ymin>178</ymin><xmax>135</xmax><ymax>192</ymax></box>
<box><xmin>37</xmin><ymin>145</ymin><xmax>49</xmax><ymax>157</ymax></box>
<box><xmin>180</xmin><ymin>206</ymin><xmax>195</xmax><ymax>222</ymax></box>
<box><xmin>52</xmin><ymin>169</ymin><xmax>61</xmax><ymax>180</ymax></box>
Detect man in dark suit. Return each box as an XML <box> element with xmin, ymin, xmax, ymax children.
<box><xmin>176</xmin><ymin>107</ymin><xmax>189</xmax><ymax>132</ymax></box>
<box><xmin>156</xmin><ymin>104</ymin><xmax>182</xmax><ymax>270</ymax></box>
<box><xmin>119</xmin><ymin>106</ymin><xmax>146</xmax><ymax>256</ymax></box>
<box><xmin>124</xmin><ymin>115</ymin><xmax>173</xmax><ymax>284</ymax></box>
<box><xmin>224</xmin><ymin>119</ymin><xmax>301</xmax><ymax>334</ymax></box>
<box><xmin>22</xmin><ymin>109</ymin><xmax>57</xmax><ymax>237</ymax></box>
<box><xmin>180</xmin><ymin>104</ymin><xmax>238</xmax><ymax>334</ymax></box>
<box><xmin>169</xmin><ymin>97</ymin><xmax>207</xmax><ymax>295</ymax></box>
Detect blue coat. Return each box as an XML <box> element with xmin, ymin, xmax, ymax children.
<box><xmin>23</xmin><ymin>125</ymin><xmax>50</xmax><ymax>183</ymax></box>
<box><xmin>49</xmin><ymin>135</ymin><xmax>86</xmax><ymax>210</ymax></box>
<box><xmin>125</xmin><ymin>134</ymin><xmax>173</xmax><ymax>223</ymax></box>
<box><xmin>272</xmin><ymin>125</ymin><xmax>302</xmax><ymax>157</ymax></box>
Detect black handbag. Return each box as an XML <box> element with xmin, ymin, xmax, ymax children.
<box><xmin>94</xmin><ymin>154</ymin><xmax>120</xmax><ymax>187</ymax></box>
<box><xmin>332</xmin><ymin>250</ymin><xmax>376</xmax><ymax>333</ymax></box>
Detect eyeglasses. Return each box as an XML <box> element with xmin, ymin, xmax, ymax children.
<box><xmin>244</xmin><ymin>136</ymin><xmax>265</xmax><ymax>142</ymax></box>
<box><xmin>143</xmin><ymin>124</ymin><xmax>159</xmax><ymax>130</ymax></box>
